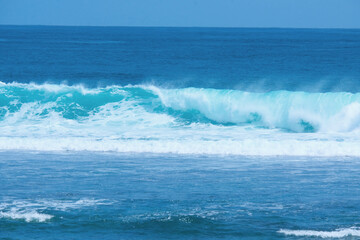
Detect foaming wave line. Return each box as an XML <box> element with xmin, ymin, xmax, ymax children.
<box><xmin>278</xmin><ymin>227</ymin><xmax>360</xmax><ymax>238</ymax></box>
<box><xmin>0</xmin><ymin>210</ymin><xmax>53</xmax><ymax>222</ymax></box>
<box><xmin>0</xmin><ymin>80</ymin><xmax>141</xmax><ymax>92</ymax></box>
<box><xmin>0</xmin><ymin>198</ymin><xmax>112</xmax><ymax>223</ymax></box>
<box><xmin>2</xmin><ymin>137</ymin><xmax>360</xmax><ymax>157</ymax></box>
<box><xmin>0</xmin><ymin>80</ymin><xmax>106</xmax><ymax>94</ymax></box>
<box><xmin>2</xmin><ymin>198</ymin><xmax>113</xmax><ymax>211</ymax></box>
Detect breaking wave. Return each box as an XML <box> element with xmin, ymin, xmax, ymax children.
<box><xmin>1</xmin><ymin>81</ymin><xmax>360</xmax><ymax>156</ymax></box>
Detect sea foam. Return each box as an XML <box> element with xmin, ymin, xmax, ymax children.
<box><xmin>0</xmin><ymin>210</ymin><xmax>53</xmax><ymax>222</ymax></box>
<box><xmin>278</xmin><ymin>228</ymin><xmax>360</xmax><ymax>238</ymax></box>
<box><xmin>1</xmin><ymin>82</ymin><xmax>360</xmax><ymax>156</ymax></box>
<box><xmin>0</xmin><ymin>198</ymin><xmax>112</xmax><ymax>223</ymax></box>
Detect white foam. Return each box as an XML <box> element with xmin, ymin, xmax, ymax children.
<box><xmin>2</xmin><ymin>198</ymin><xmax>112</xmax><ymax>211</ymax></box>
<box><xmin>324</xmin><ymin>102</ymin><xmax>360</xmax><ymax>132</ymax></box>
<box><xmin>37</xmin><ymin>199</ymin><xmax>112</xmax><ymax>211</ymax></box>
<box><xmin>1</xmin><ymin>82</ymin><xmax>360</xmax><ymax>156</ymax></box>
<box><xmin>278</xmin><ymin>228</ymin><xmax>360</xmax><ymax>238</ymax></box>
<box><xmin>0</xmin><ymin>210</ymin><xmax>53</xmax><ymax>222</ymax></box>
<box><xmin>0</xmin><ymin>198</ymin><xmax>111</xmax><ymax>223</ymax></box>
<box><xmin>150</xmin><ymin>86</ymin><xmax>360</xmax><ymax>133</ymax></box>
<box><xmin>0</xmin><ymin>81</ymin><xmax>101</xmax><ymax>94</ymax></box>
<box><xmin>1</xmin><ymin>136</ymin><xmax>360</xmax><ymax>156</ymax></box>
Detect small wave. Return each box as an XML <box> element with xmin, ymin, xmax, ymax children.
<box><xmin>66</xmin><ymin>40</ymin><xmax>125</xmax><ymax>44</ymax></box>
<box><xmin>0</xmin><ymin>198</ymin><xmax>112</xmax><ymax>223</ymax></box>
<box><xmin>0</xmin><ymin>210</ymin><xmax>53</xmax><ymax>222</ymax></box>
<box><xmin>278</xmin><ymin>227</ymin><xmax>360</xmax><ymax>238</ymax></box>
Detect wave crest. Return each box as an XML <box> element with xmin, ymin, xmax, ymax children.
<box><xmin>1</xmin><ymin>82</ymin><xmax>360</xmax><ymax>155</ymax></box>
<box><xmin>278</xmin><ymin>227</ymin><xmax>360</xmax><ymax>238</ymax></box>
<box><xmin>151</xmin><ymin>86</ymin><xmax>360</xmax><ymax>133</ymax></box>
<box><xmin>0</xmin><ymin>210</ymin><xmax>53</xmax><ymax>222</ymax></box>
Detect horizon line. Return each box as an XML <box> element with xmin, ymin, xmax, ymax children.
<box><xmin>1</xmin><ymin>23</ymin><xmax>360</xmax><ymax>30</ymax></box>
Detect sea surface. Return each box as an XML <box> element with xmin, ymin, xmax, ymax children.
<box><xmin>1</xmin><ymin>25</ymin><xmax>360</xmax><ymax>239</ymax></box>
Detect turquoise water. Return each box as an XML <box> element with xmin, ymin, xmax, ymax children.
<box><xmin>1</xmin><ymin>26</ymin><xmax>360</xmax><ymax>239</ymax></box>
<box><xmin>1</xmin><ymin>83</ymin><xmax>360</xmax><ymax>155</ymax></box>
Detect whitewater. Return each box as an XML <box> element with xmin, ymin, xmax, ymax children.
<box><xmin>1</xmin><ymin>81</ymin><xmax>360</xmax><ymax>156</ymax></box>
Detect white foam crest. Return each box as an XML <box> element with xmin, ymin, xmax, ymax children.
<box><xmin>0</xmin><ymin>102</ymin><xmax>77</xmax><ymax>137</ymax></box>
<box><xmin>0</xmin><ymin>210</ymin><xmax>53</xmax><ymax>222</ymax></box>
<box><xmin>2</xmin><ymin>198</ymin><xmax>112</xmax><ymax>211</ymax></box>
<box><xmin>0</xmin><ymin>81</ymin><xmax>148</xmax><ymax>95</ymax></box>
<box><xmin>0</xmin><ymin>98</ymin><xmax>175</xmax><ymax>138</ymax></box>
<box><xmin>2</xmin><ymin>101</ymin><xmax>57</xmax><ymax>123</ymax></box>
<box><xmin>323</xmin><ymin>102</ymin><xmax>360</xmax><ymax>132</ymax></box>
<box><xmin>0</xmin><ymin>198</ymin><xmax>112</xmax><ymax>223</ymax></box>
<box><xmin>0</xmin><ymin>81</ymin><xmax>102</xmax><ymax>94</ymax></box>
<box><xmin>37</xmin><ymin>199</ymin><xmax>113</xmax><ymax>211</ymax></box>
<box><xmin>278</xmin><ymin>227</ymin><xmax>360</xmax><ymax>238</ymax></box>
<box><xmin>89</xmin><ymin>101</ymin><xmax>175</xmax><ymax>128</ymax></box>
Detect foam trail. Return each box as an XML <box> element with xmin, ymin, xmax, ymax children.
<box><xmin>0</xmin><ymin>210</ymin><xmax>53</xmax><ymax>222</ymax></box>
<box><xmin>0</xmin><ymin>198</ymin><xmax>112</xmax><ymax>223</ymax></box>
<box><xmin>278</xmin><ymin>228</ymin><xmax>360</xmax><ymax>238</ymax></box>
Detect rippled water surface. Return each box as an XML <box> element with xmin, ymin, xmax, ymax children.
<box><xmin>1</xmin><ymin>152</ymin><xmax>360</xmax><ymax>239</ymax></box>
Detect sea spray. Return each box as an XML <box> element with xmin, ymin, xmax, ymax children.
<box><xmin>1</xmin><ymin>82</ymin><xmax>360</xmax><ymax>155</ymax></box>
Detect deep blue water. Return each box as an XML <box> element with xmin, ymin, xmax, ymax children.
<box><xmin>1</xmin><ymin>25</ymin><xmax>360</xmax><ymax>239</ymax></box>
<box><xmin>1</xmin><ymin>25</ymin><xmax>360</xmax><ymax>91</ymax></box>
<box><xmin>1</xmin><ymin>152</ymin><xmax>360</xmax><ymax>239</ymax></box>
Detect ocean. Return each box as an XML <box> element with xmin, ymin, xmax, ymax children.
<box><xmin>1</xmin><ymin>25</ymin><xmax>360</xmax><ymax>239</ymax></box>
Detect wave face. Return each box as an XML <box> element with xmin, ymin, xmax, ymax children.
<box><xmin>1</xmin><ymin>82</ymin><xmax>360</xmax><ymax>156</ymax></box>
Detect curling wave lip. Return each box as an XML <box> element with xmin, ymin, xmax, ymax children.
<box><xmin>0</xmin><ymin>82</ymin><xmax>360</xmax><ymax>156</ymax></box>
